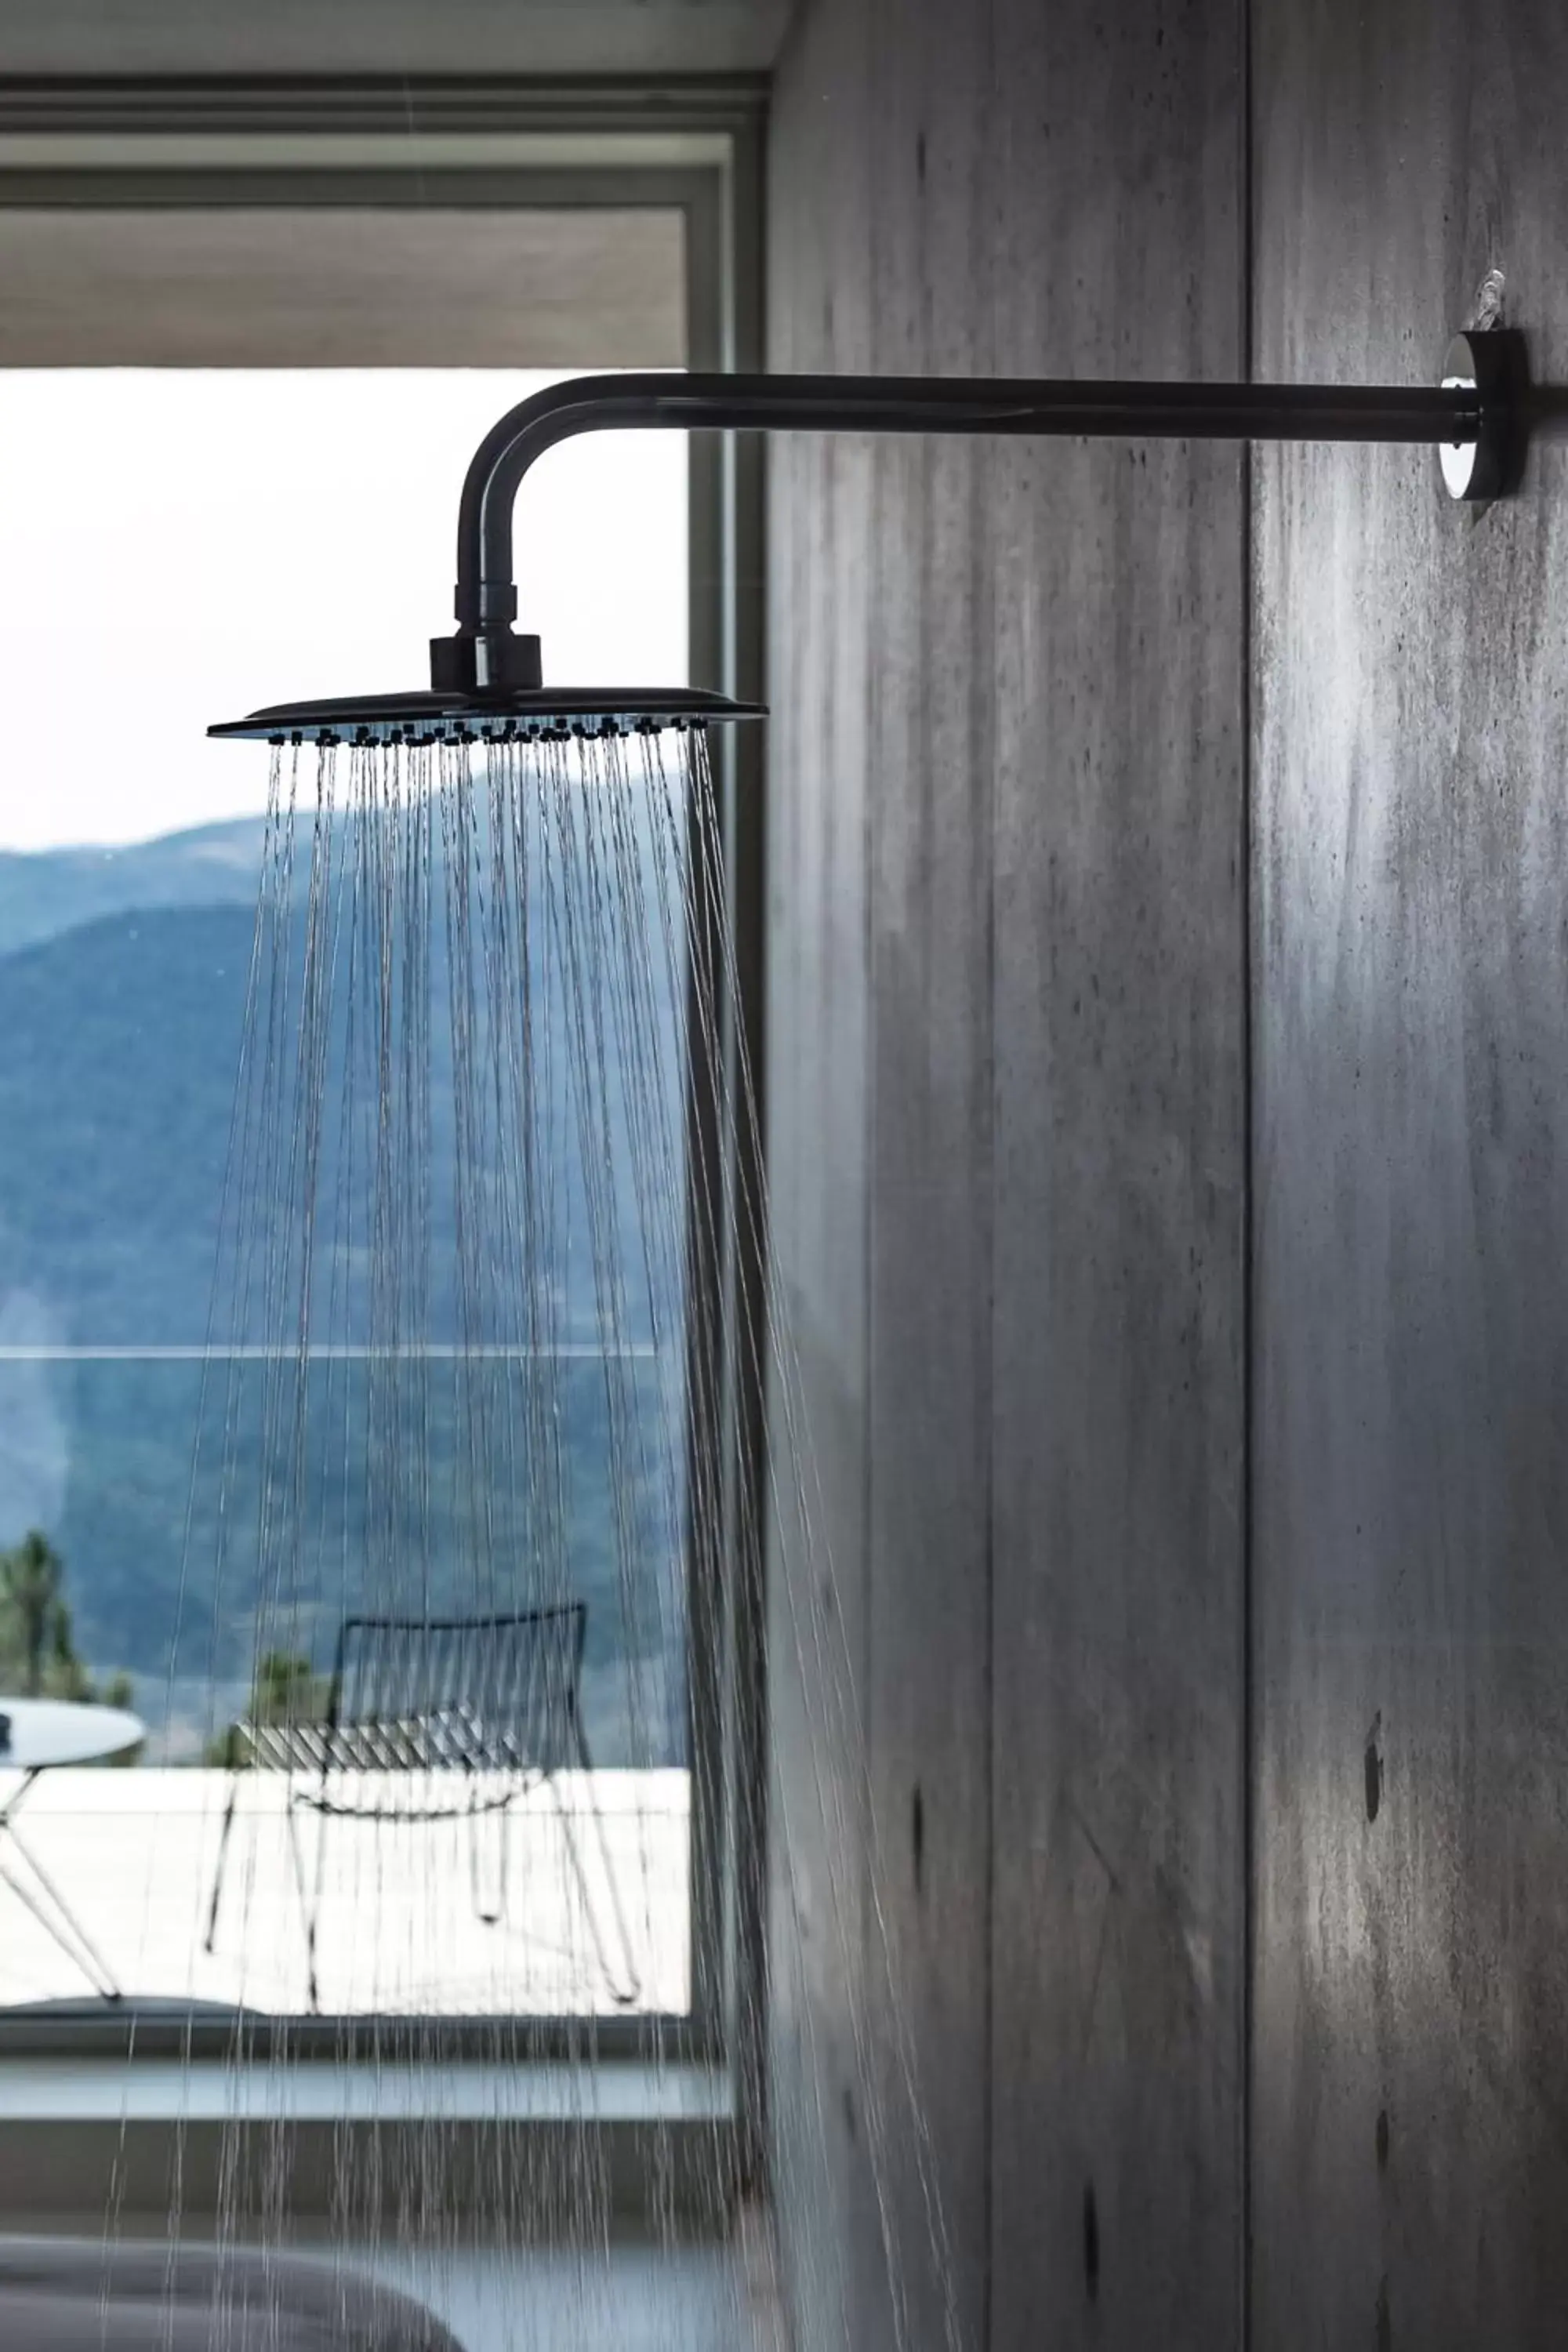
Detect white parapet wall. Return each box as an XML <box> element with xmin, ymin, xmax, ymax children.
<box><xmin>0</xmin><ymin>1766</ymin><xmax>688</xmax><ymax>2017</ymax></box>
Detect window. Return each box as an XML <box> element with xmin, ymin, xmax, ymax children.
<box><xmin>0</xmin><ymin>365</ymin><xmax>691</xmax><ymax>2024</ymax></box>
<box><xmin>0</xmin><ymin>107</ymin><xmax>764</xmax><ymax>2074</ymax></box>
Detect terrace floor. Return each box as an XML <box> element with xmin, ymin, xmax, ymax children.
<box><xmin>0</xmin><ymin>1768</ymin><xmax>688</xmax><ymax>2016</ymax></box>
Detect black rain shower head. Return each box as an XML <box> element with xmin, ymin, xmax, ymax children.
<box><xmin>205</xmin><ymin>685</ymin><xmax>764</xmax><ymax>747</ymax></box>
<box><xmin>209</xmin><ymin>332</ymin><xmax>1526</xmax><ymax>748</ymax></box>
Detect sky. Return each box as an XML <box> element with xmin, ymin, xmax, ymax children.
<box><xmin>0</xmin><ymin>370</ymin><xmax>688</xmax><ymax>852</ymax></box>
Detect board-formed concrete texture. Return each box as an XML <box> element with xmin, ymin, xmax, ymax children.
<box><xmin>770</xmin><ymin>0</ymin><xmax>1568</xmax><ymax>2347</ymax></box>
<box><xmin>1250</xmin><ymin>4</ymin><xmax>1568</xmax><ymax>2348</ymax></box>
<box><xmin>764</xmin><ymin>2</ymin><xmax>879</xmax><ymax>2340</ymax></box>
<box><xmin>767</xmin><ymin>1</ymin><xmax>1247</xmax><ymax>2347</ymax></box>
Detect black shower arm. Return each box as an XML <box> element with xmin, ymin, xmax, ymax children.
<box><xmin>449</xmin><ymin>361</ymin><xmax>1509</xmax><ymax>644</ymax></box>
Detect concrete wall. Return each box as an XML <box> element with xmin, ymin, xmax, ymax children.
<box><xmin>0</xmin><ymin>0</ymin><xmax>788</xmax><ymax>76</ymax></box>
<box><xmin>767</xmin><ymin>2</ymin><xmax>1568</xmax><ymax>2349</ymax></box>
<box><xmin>0</xmin><ymin>212</ymin><xmax>683</xmax><ymax>367</ymax></box>
<box><xmin>1250</xmin><ymin>5</ymin><xmax>1568</xmax><ymax>2348</ymax></box>
<box><xmin>764</xmin><ymin>2</ymin><xmax>1247</xmax><ymax>2347</ymax></box>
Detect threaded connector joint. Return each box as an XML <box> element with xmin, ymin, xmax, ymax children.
<box><xmin>429</xmin><ymin>631</ymin><xmax>543</xmax><ymax>695</ymax></box>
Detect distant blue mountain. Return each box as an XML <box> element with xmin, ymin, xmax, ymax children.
<box><xmin>0</xmin><ymin>819</ymin><xmax>271</xmax><ymax>958</ymax></box>
<box><xmin>0</xmin><ymin>815</ymin><xmax>688</xmax><ymax>1762</ymax></box>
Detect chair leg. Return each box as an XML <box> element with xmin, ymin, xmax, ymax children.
<box><xmin>285</xmin><ymin>1797</ymin><xmax>322</xmax><ymax>2016</ymax></box>
<box><xmin>203</xmin><ymin>1770</ymin><xmax>242</xmax><ymax>1955</ymax></box>
<box><xmin>554</xmin><ymin>1722</ymin><xmax>641</xmax><ymax>2007</ymax></box>
<box><xmin>467</xmin><ymin>1798</ymin><xmax>506</xmax><ymax>1927</ymax></box>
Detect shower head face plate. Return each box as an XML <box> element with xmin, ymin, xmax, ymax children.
<box><xmin>208</xmin><ymin>685</ymin><xmax>765</xmax><ymax>746</ymax></box>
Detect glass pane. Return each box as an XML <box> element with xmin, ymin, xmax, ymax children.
<box><xmin>0</xmin><ymin>371</ymin><xmax>691</xmax><ymax>2019</ymax></box>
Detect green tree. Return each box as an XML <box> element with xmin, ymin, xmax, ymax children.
<box><xmin>0</xmin><ymin>1528</ymin><xmax>65</xmax><ymax>1696</ymax></box>
<box><xmin>251</xmin><ymin>1650</ymin><xmax>323</xmax><ymax>1726</ymax></box>
<box><xmin>205</xmin><ymin>1650</ymin><xmax>324</xmax><ymax>1767</ymax></box>
<box><xmin>0</xmin><ymin>1530</ymin><xmax>137</xmax><ymax>1731</ymax></box>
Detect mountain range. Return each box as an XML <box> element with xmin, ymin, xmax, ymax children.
<box><xmin>0</xmin><ymin>811</ymin><xmax>689</xmax><ymax>1762</ymax></box>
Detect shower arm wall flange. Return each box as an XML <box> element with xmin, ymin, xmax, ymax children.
<box><xmin>431</xmin><ymin>328</ymin><xmax>1526</xmax><ymax>693</ymax></box>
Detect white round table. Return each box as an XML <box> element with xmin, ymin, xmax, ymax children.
<box><xmin>0</xmin><ymin>1697</ymin><xmax>147</xmax><ymax>2001</ymax></box>
<box><xmin>0</xmin><ymin>1697</ymin><xmax>144</xmax><ymax>1769</ymax></box>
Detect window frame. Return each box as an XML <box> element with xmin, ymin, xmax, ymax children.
<box><xmin>0</xmin><ymin>77</ymin><xmax>768</xmax><ymax>2113</ymax></box>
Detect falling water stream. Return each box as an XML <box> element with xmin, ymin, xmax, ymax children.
<box><xmin>125</xmin><ymin>728</ymin><xmax>964</xmax><ymax>2350</ymax></box>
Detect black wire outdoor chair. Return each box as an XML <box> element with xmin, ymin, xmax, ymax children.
<box><xmin>203</xmin><ymin>1604</ymin><xmax>641</xmax><ymax>2013</ymax></box>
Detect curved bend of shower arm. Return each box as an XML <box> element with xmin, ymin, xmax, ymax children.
<box><xmin>450</xmin><ymin>367</ymin><xmax>1490</xmax><ymax>634</ymax></box>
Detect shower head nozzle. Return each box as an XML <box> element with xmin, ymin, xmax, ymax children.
<box><xmin>208</xmin><ymin>685</ymin><xmax>765</xmax><ymax>749</ymax></box>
